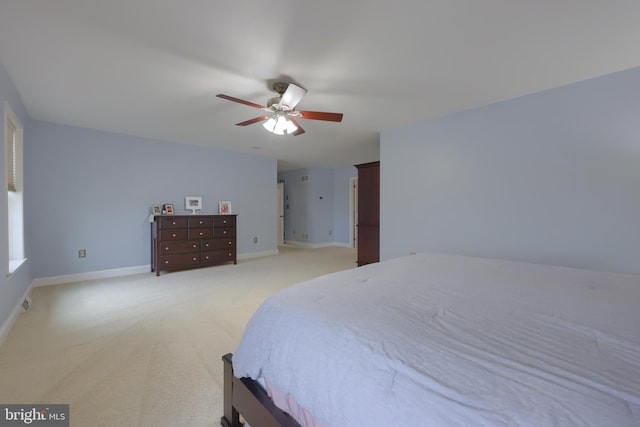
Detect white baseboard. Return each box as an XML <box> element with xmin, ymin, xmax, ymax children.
<box><xmin>0</xmin><ymin>283</ymin><xmax>34</xmax><ymax>348</ymax></box>
<box><xmin>31</xmin><ymin>265</ymin><xmax>150</xmax><ymax>288</ymax></box>
<box><xmin>31</xmin><ymin>249</ymin><xmax>281</xmax><ymax>288</ymax></box>
<box><xmin>283</xmin><ymin>241</ymin><xmax>353</xmax><ymax>249</ymax></box>
<box><xmin>331</xmin><ymin>241</ymin><xmax>353</xmax><ymax>248</ymax></box>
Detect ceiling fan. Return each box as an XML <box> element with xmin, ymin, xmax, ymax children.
<box><xmin>216</xmin><ymin>82</ymin><xmax>343</xmax><ymax>136</ymax></box>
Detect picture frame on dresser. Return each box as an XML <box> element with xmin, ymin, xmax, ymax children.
<box><xmin>185</xmin><ymin>196</ymin><xmax>202</xmax><ymax>214</ymax></box>
<box><xmin>219</xmin><ymin>201</ymin><xmax>232</xmax><ymax>215</ymax></box>
<box><xmin>152</xmin><ymin>205</ymin><xmax>161</xmax><ymax>215</ymax></box>
<box><xmin>164</xmin><ymin>204</ymin><xmax>174</xmax><ymax>215</ymax></box>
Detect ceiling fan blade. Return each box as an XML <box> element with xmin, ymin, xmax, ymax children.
<box><xmin>280</xmin><ymin>84</ymin><xmax>307</xmax><ymax>110</ymax></box>
<box><xmin>216</xmin><ymin>94</ymin><xmax>265</xmax><ymax>109</ymax></box>
<box><xmin>297</xmin><ymin>110</ymin><xmax>344</xmax><ymax>122</ymax></box>
<box><xmin>289</xmin><ymin>118</ymin><xmax>306</xmax><ymax>136</ymax></box>
<box><xmin>235</xmin><ymin>115</ymin><xmax>269</xmax><ymax>126</ymax></box>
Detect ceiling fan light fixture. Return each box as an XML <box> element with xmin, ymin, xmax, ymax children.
<box><xmin>217</xmin><ymin>81</ymin><xmax>341</xmax><ymax>137</ymax></box>
<box><xmin>263</xmin><ymin>115</ymin><xmax>298</xmax><ymax>136</ymax></box>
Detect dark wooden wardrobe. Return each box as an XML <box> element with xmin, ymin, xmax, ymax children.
<box><xmin>355</xmin><ymin>161</ymin><xmax>380</xmax><ymax>266</ymax></box>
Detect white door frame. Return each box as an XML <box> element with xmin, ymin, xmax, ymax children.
<box><xmin>350</xmin><ymin>177</ymin><xmax>358</xmax><ymax>248</ymax></box>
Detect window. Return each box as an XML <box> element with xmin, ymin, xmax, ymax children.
<box><xmin>5</xmin><ymin>102</ymin><xmax>25</xmax><ymax>275</ymax></box>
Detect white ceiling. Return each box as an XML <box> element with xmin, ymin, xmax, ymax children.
<box><xmin>1</xmin><ymin>1</ymin><xmax>639</xmax><ymax>171</ymax></box>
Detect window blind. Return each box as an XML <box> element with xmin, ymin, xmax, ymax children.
<box><xmin>7</xmin><ymin>119</ymin><xmax>17</xmax><ymax>192</ymax></box>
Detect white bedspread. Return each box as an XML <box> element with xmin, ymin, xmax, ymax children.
<box><xmin>233</xmin><ymin>253</ymin><xmax>640</xmax><ymax>427</ymax></box>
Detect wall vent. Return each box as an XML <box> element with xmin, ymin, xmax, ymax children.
<box><xmin>301</xmin><ymin>175</ymin><xmax>310</xmax><ymax>182</ymax></box>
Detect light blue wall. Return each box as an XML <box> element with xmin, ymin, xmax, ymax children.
<box><xmin>0</xmin><ymin>60</ymin><xmax>32</xmax><ymax>331</ymax></box>
<box><xmin>381</xmin><ymin>67</ymin><xmax>640</xmax><ymax>274</ymax></box>
<box><xmin>278</xmin><ymin>166</ymin><xmax>356</xmax><ymax>246</ymax></box>
<box><xmin>25</xmin><ymin>121</ymin><xmax>278</xmax><ymax>278</ymax></box>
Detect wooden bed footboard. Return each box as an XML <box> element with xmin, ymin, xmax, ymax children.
<box><xmin>221</xmin><ymin>353</ymin><xmax>302</xmax><ymax>427</ymax></box>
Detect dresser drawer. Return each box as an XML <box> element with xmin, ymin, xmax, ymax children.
<box><xmin>159</xmin><ymin>253</ymin><xmax>200</xmax><ymax>268</ymax></box>
<box><xmin>188</xmin><ymin>228</ymin><xmax>213</xmax><ymax>239</ymax></box>
<box><xmin>202</xmin><ymin>239</ymin><xmax>235</xmax><ymax>251</ymax></box>
<box><xmin>202</xmin><ymin>250</ymin><xmax>236</xmax><ymax>265</ymax></box>
<box><xmin>160</xmin><ymin>240</ymin><xmax>200</xmax><ymax>254</ymax></box>
<box><xmin>160</xmin><ymin>229</ymin><xmax>188</xmax><ymax>241</ymax></box>
<box><xmin>188</xmin><ymin>217</ymin><xmax>214</xmax><ymax>228</ymax></box>
<box><xmin>214</xmin><ymin>216</ymin><xmax>236</xmax><ymax>227</ymax></box>
<box><xmin>158</xmin><ymin>217</ymin><xmax>188</xmax><ymax>229</ymax></box>
<box><xmin>214</xmin><ymin>227</ymin><xmax>235</xmax><ymax>238</ymax></box>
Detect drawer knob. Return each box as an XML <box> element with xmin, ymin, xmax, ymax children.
<box><xmin>223</xmin><ymin>220</ymin><xmax>227</xmax><ymax>224</ymax></box>
<box><xmin>193</xmin><ymin>257</ymin><xmax>197</xmax><ymax>261</ymax></box>
<box><xmin>199</xmin><ymin>220</ymin><xmax>204</xmax><ymax>224</ymax></box>
<box><xmin>199</xmin><ymin>232</ymin><xmax>203</xmax><ymax>236</ymax></box>
<box><xmin>164</xmin><ymin>260</ymin><xmax>169</xmax><ymax>264</ymax></box>
<box><xmin>165</xmin><ymin>247</ymin><xmax>170</xmax><ymax>251</ymax></box>
<box><xmin>172</xmin><ymin>221</ymin><xmax>176</xmax><ymax>225</ymax></box>
<box><xmin>223</xmin><ymin>230</ymin><xmax>227</xmax><ymax>234</ymax></box>
<box><xmin>228</xmin><ymin>252</ymin><xmax>232</xmax><ymax>257</ymax></box>
<box><xmin>172</xmin><ymin>233</ymin><xmax>177</xmax><ymax>237</ymax></box>
<box><xmin>228</xmin><ymin>241</ymin><xmax>231</xmax><ymax>245</ymax></box>
<box><xmin>193</xmin><ymin>244</ymin><xmax>197</xmax><ymax>248</ymax></box>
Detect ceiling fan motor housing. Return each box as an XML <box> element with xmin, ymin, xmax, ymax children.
<box><xmin>272</xmin><ymin>82</ymin><xmax>288</xmax><ymax>95</ymax></box>
<box><xmin>267</xmin><ymin>96</ymin><xmax>282</xmax><ymax>108</ymax></box>
<box><xmin>267</xmin><ymin>82</ymin><xmax>292</xmax><ymax>109</ymax></box>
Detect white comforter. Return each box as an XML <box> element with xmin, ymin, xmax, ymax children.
<box><xmin>233</xmin><ymin>253</ymin><xmax>640</xmax><ymax>427</ymax></box>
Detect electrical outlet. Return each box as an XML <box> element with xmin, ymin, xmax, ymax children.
<box><xmin>253</xmin><ymin>237</ymin><xmax>258</xmax><ymax>243</ymax></box>
<box><xmin>78</xmin><ymin>249</ymin><xmax>86</xmax><ymax>258</ymax></box>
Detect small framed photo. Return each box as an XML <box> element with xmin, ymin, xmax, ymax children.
<box><xmin>218</xmin><ymin>201</ymin><xmax>232</xmax><ymax>215</ymax></box>
<box><xmin>152</xmin><ymin>205</ymin><xmax>161</xmax><ymax>215</ymax></box>
<box><xmin>185</xmin><ymin>196</ymin><xmax>202</xmax><ymax>214</ymax></box>
<box><xmin>164</xmin><ymin>203</ymin><xmax>174</xmax><ymax>215</ymax></box>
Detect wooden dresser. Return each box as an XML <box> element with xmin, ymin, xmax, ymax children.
<box><xmin>151</xmin><ymin>214</ymin><xmax>237</xmax><ymax>275</ymax></box>
<box><xmin>355</xmin><ymin>161</ymin><xmax>380</xmax><ymax>266</ymax></box>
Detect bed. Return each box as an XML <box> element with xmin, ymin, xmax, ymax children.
<box><xmin>220</xmin><ymin>253</ymin><xmax>640</xmax><ymax>427</ymax></box>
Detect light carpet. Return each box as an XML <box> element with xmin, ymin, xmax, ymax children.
<box><xmin>0</xmin><ymin>246</ymin><xmax>356</xmax><ymax>426</ymax></box>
